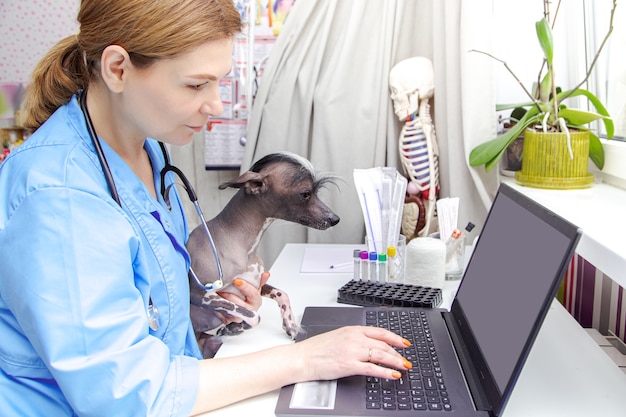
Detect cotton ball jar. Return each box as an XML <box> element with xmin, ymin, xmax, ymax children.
<box><xmin>404</xmin><ymin>237</ymin><xmax>445</xmax><ymax>288</ymax></box>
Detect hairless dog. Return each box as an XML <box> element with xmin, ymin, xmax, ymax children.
<box><xmin>186</xmin><ymin>152</ymin><xmax>340</xmax><ymax>358</ymax></box>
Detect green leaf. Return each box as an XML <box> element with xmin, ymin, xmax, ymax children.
<box><xmin>588</xmin><ymin>130</ymin><xmax>605</xmax><ymax>170</ymax></box>
<box><xmin>470</xmin><ymin>104</ymin><xmax>544</xmax><ymax>171</ymax></box>
<box><xmin>539</xmin><ymin>70</ymin><xmax>552</xmax><ymax>102</ymax></box>
<box><xmin>536</xmin><ymin>18</ymin><xmax>554</xmax><ymax>64</ymax></box>
<box><xmin>470</xmin><ymin>127</ymin><xmax>520</xmax><ymax>167</ymax></box>
<box><xmin>559</xmin><ymin>108</ymin><xmax>610</xmax><ymax>125</ymax></box>
<box><xmin>496</xmin><ymin>101</ymin><xmax>535</xmax><ymax>111</ymax></box>
<box><xmin>510</xmin><ymin>107</ymin><xmax>528</xmax><ymax>122</ymax></box>
<box><xmin>470</xmin><ymin>115</ymin><xmax>539</xmax><ymax>171</ymax></box>
<box><xmin>565</xmin><ymin>125</ymin><xmax>605</xmax><ymax>170</ymax></box>
<box><xmin>558</xmin><ymin>89</ymin><xmax>614</xmax><ymax>138</ymax></box>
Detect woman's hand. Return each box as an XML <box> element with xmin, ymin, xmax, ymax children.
<box><xmin>215</xmin><ymin>272</ymin><xmax>271</xmax><ymax>324</ymax></box>
<box><xmin>294</xmin><ymin>325</ymin><xmax>412</xmax><ymax>382</ymax></box>
<box><xmin>192</xmin><ymin>316</ymin><xmax>411</xmax><ymax>414</ymax></box>
<box><xmin>216</xmin><ymin>274</ymin><xmax>411</xmax><ymax>380</ymax></box>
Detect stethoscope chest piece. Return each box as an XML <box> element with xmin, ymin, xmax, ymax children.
<box><xmin>147</xmin><ymin>303</ymin><xmax>159</xmax><ymax>331</ymax></box>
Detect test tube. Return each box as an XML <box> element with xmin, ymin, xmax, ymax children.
<box><xmin>359</xmin><ymin>251</ymin><xmax>369</xmax><ymax>281</ymax></box>
<box><xmin>368</xmin><ymin>252</ymin><xmax>378</xmax><ymax>282</ymax></box>
<box><xmin>378</xmin><ymin>253</ymin><xmax>388</xmax><ymax>283</ymax></box>
<box><xmin>387</xmin><ymin>246</ymin><xmax>397</xmax><ymax>282</ymax></box>
<box><xmin>352</xmin><ymin>249</ymin><xmax>362</xmax><ymax>280</ymax></box>
<box><xmin>445</xmin><ymin>229</ymin><xmax>463</xmax><ymax>262</ymax></box>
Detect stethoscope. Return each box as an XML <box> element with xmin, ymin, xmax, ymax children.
<box><xmin>78</xmin><ymin>90</ymin><xmax>224</xmax><ymax>330</ymax></box>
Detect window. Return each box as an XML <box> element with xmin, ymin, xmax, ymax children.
<box><xmin>493</xmin><ymin>0</ymin><xmax>626</xmax><ymax>187</ymax></box>
<box><xmin>583</xmin><ymin>0</ymin><xmax>626</xmax><ymax>186</ymax></box>
<box><xmin>584</xmin><ymin>0</ymin><xmax>626</xmax><ymax>141</ymax></box>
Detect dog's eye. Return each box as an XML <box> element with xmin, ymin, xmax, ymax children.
<box><xmin>300</xmin><ymin>191</ymin><xmax>311</xmax><ymax>200</ymax></box>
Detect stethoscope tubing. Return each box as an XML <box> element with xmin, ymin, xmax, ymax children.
<box><xmin>79</xmin><ymin>90</ymin><xmax>121</xmax><ymax>206</ymax></box>
<box><xmin>78</xmin><ymin>89</ymin><xmax>223</xmax><ymax>292</ymax></box>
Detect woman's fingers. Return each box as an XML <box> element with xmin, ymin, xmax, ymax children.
<box><xmin>259</xmin><ymin>271</ymin><xmax>271</xmax><ymax>287</ymax></box>
<box><xmin>217</xmin><ymin>271</ymin><xmax>270</xmax><ymax>312</ymax></box>
<box><xmin>363</xmin><ymin>325</ymin><xmax>412</xmax><ymax>350</ymax></box>
<box><xmin>299</xmin><ymin>325</ymin><xmax>412</xmax><ymax>381</ymax></box>
<box><xmin>218</xmin><ymin>278</ymin><xmax>263</xmax><ymax>311</ymax></box>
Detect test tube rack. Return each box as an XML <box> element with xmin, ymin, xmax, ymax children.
<box><xmin>337</xmin><ymin>279</ymin><xmax>442</xmax><ymax>309</ymax></box>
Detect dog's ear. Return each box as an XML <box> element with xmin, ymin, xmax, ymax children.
<box><xmin>218</xmin><ymin>171</ymin><xmax>267</xmax><ymax>195</ymax></box>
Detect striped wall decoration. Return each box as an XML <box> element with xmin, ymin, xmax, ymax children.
<box><xmin>558</xmin><ymin>253</ymin><xmax>626</xmax><ymax>344</ymax></box>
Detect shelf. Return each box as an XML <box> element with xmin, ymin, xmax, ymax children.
<box><xmin>502</xmin><ymin>177</ymin><xmax>626</xmax><ymax>289</ymax></box>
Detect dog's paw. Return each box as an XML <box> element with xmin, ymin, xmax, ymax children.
<box><xmin>217</xmin><ymin>316</ymin><xmax>259</xmax><ymax>336</ymax></box>
<box><xmin>264</xmin><ymin>285</ymin><xmax>299</xmax><ymax>340</ymax></box>
<box><xmin>283</xmin><ymin>318</ymin><xmax>302</xmax><ymax>340</ymax></box>
<box><xmin>279</xmin><ymin>300</ymin><xmax>300</xmax><ymax>339</ymax></box>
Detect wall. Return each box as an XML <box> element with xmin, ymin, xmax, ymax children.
<box><xmin>560</xmin><ymin>254</ymin><xmax>626</xmax><ymax>344</ymax></box>
<box><xmin>0</xmin><ymin>0</ymin><xmax>236</xmax><ymax>224</ymax></box>
<box><xmin>0</xmin><ymin>0</ymin><xmax>79</xmax><ymax>124</ymax></box>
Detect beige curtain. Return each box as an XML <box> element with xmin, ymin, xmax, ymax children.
<box><xmin>168</xmin><ymin>138</ymin><xmax>239</xmax><ymax>229</ymax></box>
<box><xmin>240</xmin><ymin>0</ymin><xmax>499</xmax><ymax>265</ymax></box>
<box><xmin>432</xmin><ymin>0</ymin><xmax>500</xmax><ymax>236</ymax></box>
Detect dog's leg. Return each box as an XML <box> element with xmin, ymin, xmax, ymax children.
<box><xmin>196</xmin><ymin>333</ymin><xmax>223</xmax><ymax>359</ymax></box>
<box><xmin>200</xmin><ymin>292</ymin><xmax>261</xmax><ymax>337</ymax></box>
<box><xmin>261</xmin><ymin>284</ymin><xmax>299</xmax><ymax>339</ymax></box>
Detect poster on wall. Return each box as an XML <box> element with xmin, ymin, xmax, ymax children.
<box><xmin>204</xmin><ymin>120</ymin><xmax>247</xmax><ymax>170</ymax></box>
<box><xmin>204</xmin><ymin>0</ymin><xmax>296</xmax><ymax>170</ymax></box>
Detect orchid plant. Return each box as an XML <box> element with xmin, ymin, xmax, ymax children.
<box><xmin>469</xmin><ymin>0</ymin><xmax>617</xmax><ymax>172</ymax></box>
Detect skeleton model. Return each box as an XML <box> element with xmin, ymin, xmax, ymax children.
<box><xmin>389</xmin><ymin>57</ymin><xmax>439</xmax><ymax>237</ymax></box>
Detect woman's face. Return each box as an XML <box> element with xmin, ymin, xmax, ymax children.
<box><xmin>120</xmin><ymin>38</ymin><xmax>233</xmax><ymax>146</ymax></box>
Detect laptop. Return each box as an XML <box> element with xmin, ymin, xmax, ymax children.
<box><xmin>275</xmin><ymin>183</ymin><xmax>582</xmax><ymax>417</ymax></box>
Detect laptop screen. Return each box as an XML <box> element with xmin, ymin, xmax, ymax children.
<box><xmin>452</xmin><ymin>184</ymin><xmax>580</xmax><ymax>412</ymax></box>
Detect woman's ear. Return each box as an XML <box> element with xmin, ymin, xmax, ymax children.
<box><xmin>100</xmin><ymin>45</ymin><xmax>131</xmax><ymax>93</ymax></box>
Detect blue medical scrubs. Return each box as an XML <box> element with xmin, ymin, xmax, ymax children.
<box><xmin>0</xmin><ymin>95</ymin><xmax>203</xmax><ymax>416</ymax></box>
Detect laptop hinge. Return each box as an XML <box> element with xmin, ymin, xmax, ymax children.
<box><xmin>443</xmin><ymin>311</ymin><xmax>493</xmax><ymax>414</ymax></box>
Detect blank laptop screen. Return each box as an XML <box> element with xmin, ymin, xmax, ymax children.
<box><xmin>455</xmin><ymin>189</ymin><xmax>574</xmax><ymax>394</ymax></box>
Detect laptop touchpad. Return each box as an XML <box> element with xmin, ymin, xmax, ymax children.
<box><xmin>299</xmin><ymin>325</ymin><xmax>341</xmax><ymax>340</ymax></box>
<box><xmin>290</xmin><ymin>325</ymin><xmax>342</xmax><ymax>409</ymax></box>
<box><xmin>290</xmin><ymin>380</ymin><xmax>338</xmax><ymax>410</ymax></box>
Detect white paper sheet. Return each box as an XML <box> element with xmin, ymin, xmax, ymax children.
<box><xmin>300</xmin><ymin>246</ymin><xmax>364</xmax><ymax>273</ymax></box>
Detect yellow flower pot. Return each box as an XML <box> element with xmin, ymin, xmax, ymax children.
<box><xmin>515</xmin><ymin>129</ymin><xmax>594</xmax><ymax>189</ymax></box>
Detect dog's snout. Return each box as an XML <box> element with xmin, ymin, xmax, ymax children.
<box><xmin>315</xmin><ymin>212</ymin><xmax>339</xmax><ymax>230</ymax></box>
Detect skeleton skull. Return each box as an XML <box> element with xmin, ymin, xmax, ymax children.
<box><xmin>389</xmin><ymin>57</ymin><xmax>434</xmax><ymax>121</ymax></box>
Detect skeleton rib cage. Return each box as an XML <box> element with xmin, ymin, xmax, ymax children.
<box><xmin>398</xmin><ymin>104</ymin><xmax>439</xmax><ymax>194</ymax></box>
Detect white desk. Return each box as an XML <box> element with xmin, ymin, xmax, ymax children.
<box><xmin>204</xmin><ymin>243</ymin><xmax>626</xmax><ymax>417</ymax></box>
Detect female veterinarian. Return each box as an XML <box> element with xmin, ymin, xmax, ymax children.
<box><xmin>0</xmin><ymin>0</ymin><xmax>411</xmax><ymax>415</ymax></box>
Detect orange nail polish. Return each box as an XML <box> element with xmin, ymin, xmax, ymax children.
<box><xmin>392</xmin><ymin>371</ymin><xmax>402</xmax><ymax>379</ymax></box>
<box><xmin>234</xmin><ymin>278</ymin><xmax>243</xmax><ymax>286</ymax></box>
<box><xmin>403</xmin><ymin>359</ymin><xmax>413</xmax><ymax>369</ymax></box>
<box><xmin>402</xmin><ymin>338</ymin><xmax>411</xmax><ymax>347</ymax></box>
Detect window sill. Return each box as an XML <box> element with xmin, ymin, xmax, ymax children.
<box><xmin>502</xmin><ymin>177</ymin><xmax>626</xmax><ymax>289</ymax></box>
<box><xmin>598</xmin><ymin>139</ymin><xmax>626</xmax><ymax>190</ymax></box>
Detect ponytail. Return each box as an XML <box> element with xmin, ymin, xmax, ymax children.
<box><xmin>21</xmin><ymin>35</ymin><xmax>89</xmax><ymax>131</ymax></box>
<box><xmin>21</xmin><ymin>0</ymin><xmax>242</xmax><ymax>131</ymax></box>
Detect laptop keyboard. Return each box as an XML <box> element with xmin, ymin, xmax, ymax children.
<box><xmin>365</xmin><ymin>310</ymin><xmax>452</xmax><ymax>412</ymax></box>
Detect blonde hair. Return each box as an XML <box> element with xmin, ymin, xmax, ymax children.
<box><xmin>22</xmin><ymin>0</ymin><xmax>243</xmax><ymax>130</ymax></box>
